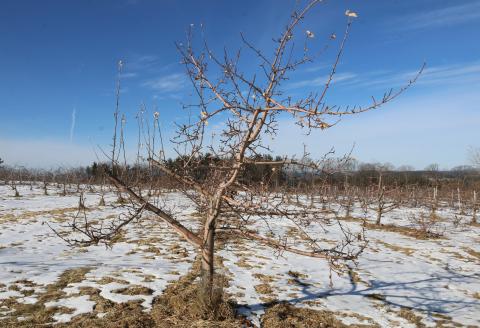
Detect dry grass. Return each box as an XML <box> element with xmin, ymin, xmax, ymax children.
<box><xmin>149</xmin><ymin>257</ymin><xmax>243</xmax><ymax>328</ymax></box>
<box><xmin>254</xmin><ymin>283</ymin><xmax>274</xmax><ymax>295</ymax></box>
<box><xmin>365</xmin><ymin>222</ymin><xmax>443</xmax><ymax>240</ymax></box>
<box><xmin>471</xmin><ymin>222</ymin><xmax>480</xmax><ymax>228</ymax></box>
<box><xmin>287</xmin><ymin>271</ymin><xmax>308</xmax><ymax>280</ymax></box>
<box><xmin>60</xmin><ymin>300</ymin><xmax>155</xmax><ymax>328</ymax></box>
<box><xmin>0</xmin><ymin>206</ymin><xmax>82</xmax><ymax>224</ymax></box>
<box><xmin>463</xmin><ymin>247</ymin><xmax>480</xmax><ymax>260</ymax></box>
<box><xmin>113</xmin><ymin>285</ymin><xmax>154</xmax><ymax>295</ymax></box>
<box><xmin>0</xmin><ymin>257</ymin><xmax>251</xmax><ymax>328</ymax></box>
<box><xmin>0</xmin><ymin>267</ymin><xmax>92</xmax><ymax>327</ymax></box>
<box><xmin>347</xmin><ymin>267</ymin><xmax>364</xmax><ymax>286</ymax></box>
<box><xmin>287</xmin><ymin>270</ymin><xmax>311</xmax><ymax>287</ymax></box>
<box><xmin>253</xmin><ymin>273</ymin><xmax>277</xmax><ymax>284</ymax></box>
<box><xmin>167</xmin><ymin>243</ymin><xmax>189</xmax><ymax>258</ymax></box>
<box><xmin>261</xmin><ymin>302</ymin><xmax>349</xmax><ymax>328</ymax></box>
<box><xmin>397</xmin><ymin>308</ymin><xmax>426</xmax><ymax>328</ymax></box>
<box><xmin>96</xmin><ymin>276</ymin><xmax>129</xmax><ymax>285</ymax></box>
<box><xmin>365</xmin><ymin>293</ymin><xmax>386</xmax><ymax>301</ymax></box>
<box><xmin>142</xmin><ymin>246</ymin><xmax>163</xmax><ymax>255</ymax></box>
<box><xmin>235</xmin><ymin>257</ymin><xmax>254</xmax><ymax>269</ymax></box>
<box><xmin>376</xmin><ymin>240</ymin><xmax>416</xmax><ymax>256</ymax></box>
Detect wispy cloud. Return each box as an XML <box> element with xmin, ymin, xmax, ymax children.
<box><xmin>288</xmin><ymin>72</ymin><xmax>357</xmax><ymax>89</ymax></box>
<box><xmin>303</xmin><ymin>63</ymin><xmax>331</xmax><ymax>73</ymax></box>
<box><xmin>353</xmin><ymin>61</ymin><xmax>480</xmax><ymax>89</ymax></box>
<box><xmin>283</xmin><ymin>61</ymin><xmax>480</xmax><ymax>103</ymax></box>
<box><xmin>126</xmin><ymin>55</ymin><xmax>161</xmax><ymax>72</ymax></box>
<box><xmin>412</xmin><ymin>61</ymin><xmax>480</xmax><ymax>86</ymax></box>
<box><xmin>69</xmin><ymin>107</ymin><xmax>76</xmax><ymax>142</ymax></box>
<box><xmin>397</xmin><ymin>1</ymin><xmax>480</xmax><ymax>30</ymax></box>
<box><xmin>121</xmin><ymin>72</ymin><xmax>138</xmax><ymax>79</ymax></box>
<box><xmin>142</xmin><ymin>73</ymin><xmax>187</xmax><ymax>93</ymax></box>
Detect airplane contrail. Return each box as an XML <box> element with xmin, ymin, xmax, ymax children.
<box><xmin>69</xmin><ymin>107</ymin><xmax>76</xmax><ymax>142</ymax></box>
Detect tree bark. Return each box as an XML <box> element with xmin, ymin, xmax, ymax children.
<box><xmin>375</xmin><ymin>209</ymin><xmax>382</xmax><ymax>225</ymax></box>
<box><xmin>201</xmin><ymin>222</ymin><xmax>216</xmax><ymax>303</ymax></box>
<box><xmin>201</xmin><ymin>225</ymin><xmax>215</xmax><ymax>280</ymax></box>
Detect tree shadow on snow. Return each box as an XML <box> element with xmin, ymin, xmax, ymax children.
<box><xmin>241</xmin><ymin>266</ymin><xmax>480</xmax><ymax>318</ymax></box>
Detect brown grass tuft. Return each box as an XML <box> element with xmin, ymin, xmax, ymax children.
<box><xmin>113</xmin><ymin>285</ymin><xmax>154</xmax><ymax>296</ymax></box>
<box><xmin>150</xmin><ymin>258</ymin><xmax>240</xmax><ymax>327</ymax></box>
<box><xmin>261</xmin><ymin>302</ymin><xmax>348</xmax><ymax>328</ymax></box>
<box><xmin>397</xmin><ymin>308</ymin><xmax>426</xmax><ymax>328</ymax></box>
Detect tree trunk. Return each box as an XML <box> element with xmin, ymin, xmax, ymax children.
<box><xmin>472</xmin><ymin>191</ymin><xmax>477</xmax><ymax>225</ymax></box>
<box><xmin>375</xmin><ymin>208</ymin><xmax>382</xmax><ymax>225</ymax></box>
<box><xmin>201</xmin><ymin>224</ymin><xmax>215</xmax><ymax>284</ymax></box>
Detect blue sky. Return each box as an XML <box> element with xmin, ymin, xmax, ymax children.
<box><xmin>0</xmin><ymin>0</ymin><xmax>479</xmax><ymax>169</ymax></box>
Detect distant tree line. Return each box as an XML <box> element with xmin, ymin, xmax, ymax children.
<box><xmin>1</xmin><ymin>155</ymin><xmax>479</xmax><ymax>192</ymax></box>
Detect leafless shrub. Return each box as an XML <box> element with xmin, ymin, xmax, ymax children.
<box><xmin>409</xmin><ymin>212</ymin><xmax>445</xmax><ymax>239</ymax></box>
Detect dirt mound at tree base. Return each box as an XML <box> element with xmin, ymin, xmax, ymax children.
<box><xmin>149</xmin><ymin>262</ymin><xmax>242</xmax><ymax>327</ymax></box>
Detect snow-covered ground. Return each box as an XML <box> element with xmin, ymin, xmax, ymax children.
<box><xmin>0</xmin><ymin>184</ymin><xmax>479</xmax><ymax>327</ymax></box>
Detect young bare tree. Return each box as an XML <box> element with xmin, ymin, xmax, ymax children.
<box><xmin>57</xmin><ymin>0</ymin><xmax>422</xmax><ymax>298</ymax></box>
<box><xmin>471</xmin><ymin>190</ymin><xmax>478</xmax><ymax>225</ymax></box>
<box><xmin>368</xmin><ymin>171</ymin><xmax>401</xmax><ymax>225</ymax></box>
<box><xmin>339</xmin><ymin>175</ymin><xmax>356</xmax><ymax>218</ymax></box>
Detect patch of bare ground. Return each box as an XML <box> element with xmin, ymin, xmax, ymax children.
<box><xmin>0</xmin><ymin>267</ymin><xmax>92</xmax><ymax>327</ymax></box>
<box><xmin>462</xmin><ymin>247</ymin><xmax>480</xmax><ymax>261</ymax></box>
<box><xmin>113</xmin><ymin>285</ymin><xmax>154</xmax><ymax>296</ymax></box>
<box><xmin>375</xmin><ymin>240</ymin><xmax>416</xmax><ymax>256</ymax></box>
<box><xmin>346</xmin><ymin>267</ymin><xmax>370</xmax><ymax>287</ymax></box>
<box><xmin>394</xmin><ymin>307</ymin><xmax>466</xmax><ymax>328</ymax></box>
<box><xmin>287</xmin><ymin>270</ymin><xmax>311</xmax><ymax>287</ymax></box>
<box><xmin>166</xmin><ymin>242</ymin><xmax>189</xmax><ymax>258</ymax></box>
<box><xmin>365</xmin><ymin>293</ymin><xmax>387</xmax><ymax>302</ymax></box>
<box><xmin>437</xmin><ymin>247</ymin><xmax>480</xmax><ymax>263</ymax></box>
<box><xmin>0</xmin><ymin>258</ymin><xmax>250</xmax><ymax>327</ymax></box>
<box><xmin>337</xmin><ymin>215</ymin><xmax>360</xmax><ymax>223</ymax></box>
<box><xmin>261</xmin><ymin>302</ymin><xmax>379</xmax><ymax>328</ymax></box>
<box><xmin>254</xmin><ymin>283</ymin><xmax>277</xmax><ymax>303</ymax></box>
<box><xmin>59</xmin><ymin>300</ymin><xmax>155</xmax><ymax>328</ymax></box>
<box><xmin>338</xmin><ymin>214</ymin><xmax>441</xmax><ymax>239</ymax></box>
<box><xmin>149</xmin><ymin>257</ymin><xmax>245</xmax><ymax>328</ymax></box>
<box><xmin>253</xmin><ymin>272</ymin><xmax>278</xmax><ymax>302</ymax></box>
<box><xmin>396</xmin><ymin>308</ymin><xmax>426</xmax><ymax>328</ymax></box>
<box><xmin>431</xmin><ymin>312</ymin><xmax>466</xmax><ymax>328</ymax></box>
<box><xmin>365</xmin><ymin>222</ymin><xmax>443</xmax><ymax>240</ymax></box>
<box><xmin>262</xmin><ymin>302</ymin><xmax>344</xmax><ymax>328</ymax></box>
<box><xmin>95</xmin><ymin>276</ymin><xmax>130</xmax><ymax>285</ymax></box>
<box><xmin>58</xmin><ymin>235</ymin><xmax>249</xmax><ymax>327</ymax></box>
<box><xmin>5</xmin><ymin>207</ymin><xmax>89</xmax><ymax>224</ymax></box>
<box><xmin>235</xmin><ymin>255</ymin><xmax>262</xmax><ymax>269</ymax></box>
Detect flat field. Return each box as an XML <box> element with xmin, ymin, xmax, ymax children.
<box><xmin>0</xmin><ymin>184</ymin><xmax>479</xmax><ymax>327</ymax></box>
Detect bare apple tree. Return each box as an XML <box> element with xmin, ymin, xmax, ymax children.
<box><xmin>57</xmin><ymin>0</ymin><xmax>423</xmax><ymax>296</ymax></box>
<box><xmin>368</xmin><ymin>170</ymin><xmax>401</xmax><ymax>225</ymax></box>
